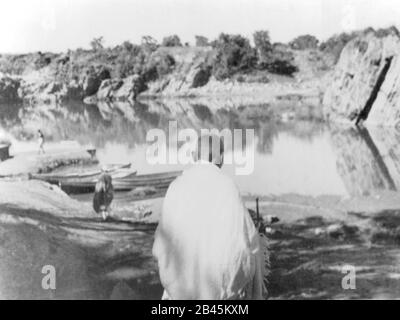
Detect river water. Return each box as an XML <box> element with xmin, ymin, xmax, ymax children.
<box><xmin>2</xmin><ymin>100</ymin><xmax>400</xmax><ymax>198</ymax></box>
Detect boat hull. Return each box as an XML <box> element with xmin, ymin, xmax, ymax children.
<box><xmin>32</xmin><ymin>169</ymin><xmax>182</xmax><ymax>194</ymax></box>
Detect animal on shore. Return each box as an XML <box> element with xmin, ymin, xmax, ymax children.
<box><xmin>37</xmin><ymin>129</ymin><xmax>45</xmax><ymax>154</ymax></box>
<box><xmin>93</xmin><ymin>172</ymin><xmax>114</xmax><ymax>221</ymax></box>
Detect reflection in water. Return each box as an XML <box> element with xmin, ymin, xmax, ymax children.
<box><xmin>2</xmin><ymin>100</ymin><xmax>400</xmax><ymax>197</ymax></box>
<box><xmin>368</xmin><ymin>127</ymin><xmax>400</xmax><ymax>191</ymax></box>
<box><xmin>192</xmin><ymin>104</ymin><xmax>213</xmax><ymax>122</ymax></box>
<box><xmin>358</xmin><ymin>127</ymin><xmax>396</xmax><ymax>191</ymax></box>
<box><xmin>329</xmin><ymin>125</ymin><xmax>400</xmax><ymax>197</ymax></box>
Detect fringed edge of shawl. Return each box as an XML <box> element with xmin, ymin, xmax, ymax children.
<box><xmin>259</xmin><ymin>233</ymin><xmax>270</xmax><ymax>299</ymax></box>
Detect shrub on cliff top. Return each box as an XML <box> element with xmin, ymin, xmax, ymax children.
<box><xmin>320</xmin><ymin>32</ymin><xmax>357</xmax><ymax>63</ymax></box>
<box><xmin>34</xmin><ymin>52</ymin><xmax>52</xmax><ymax>69</ymax></box>
<box><xmin>211</xmin><ymin>33</ymin><xmax>257</xmax><ymax>80</ymax></box>
<box><xmin>142</xmin><ymin>51</ymin><xmax>176</xmax><ymax>82</ymax></box>
<box><xmin>90</xmin><ymin>37</ymin><xmax>105</xmax><ymax>51</ymax></box>
<box><xmin>253</xmin><ymin>30</ymin><xmax>273</xmax><ymax>66</ymax></box>
<box><xmin>141</xmin><ymin>36</ymin><xmax>159</xmax><ymax>52</ymax></box>
<box><xmin>114</xmin><ymin>43</ymin><xmax>148</xmax><ymax>78</ymax></box>
<box><xmin>162</xmin><ymin>35</ymin><xmax>182</xmax><ymax>47</ymax></box>
<box><xmin>375</xmin><ymin>26</ymin><xmax>400</xmax><ymax>38</ymax></box>
<box><xmin>251</xmin><ymin>31</ymin><xmax>297</xmax><ymax>76</ymax></box>
<box><xmin>254</xmin><ymin>42</ymin><xmax>298</xmax><ymax>76</ymax></box>
<box><xmin>289</xmin><ymin>34</ymin><xmax>319</xmax><ymax>50</ymax></box>
<box><xmin>195</xmin><ymin>35</ymin><xmax>210</xmax><ymax>47</ymax></box>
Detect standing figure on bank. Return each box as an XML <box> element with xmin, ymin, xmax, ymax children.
<box><xmin>37</xmin><ymin>129</ymin><xmax>45</xmax><ymax>154</ymax></box>
<box><xmin>153</xmin><ymin>134</ymin><xmax>269</xmax><ymax>300</ymax></box>
<box><xmin>93</xmin><ymin>171</ymin><xmax>114</xmax><ymax>221</ymax></box>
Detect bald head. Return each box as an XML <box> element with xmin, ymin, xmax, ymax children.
<box><xmin>194</xmin><ymin>133</ymin><xmax>224</xmax><ymax>168</ymax></box>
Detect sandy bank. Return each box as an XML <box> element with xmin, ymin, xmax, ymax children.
<box><xmin>0</xmin><ymin>141</ymin><xmax>97</xmax><ymax>176</ymax></box>
<box><xmin>2</xmin><ymin>178</ymin><xmax>400</xmax><ymax>299</ymax></box>
<box><xmin>0</xmin><ymin>180</ymin><xmax>161</xmax><ymax>299</ymax></box>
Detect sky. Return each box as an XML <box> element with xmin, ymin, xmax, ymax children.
<box><xmin>1</xmin><ymin>0</ymin><xmax>400</xmax><ymax>53</ymax></box>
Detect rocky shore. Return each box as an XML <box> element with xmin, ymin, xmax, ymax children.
<box><xmin>0</xmin><ymin>45</ymin><xmax>329</xmax><ymax>108</ymax></box>
<box><xmin>3</xmin><ymin>27</ymin><xmax>400</xmax><ymax>127</ymax></box>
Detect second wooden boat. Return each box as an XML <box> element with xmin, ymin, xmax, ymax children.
<box><xmin>30</xmin><ymin>163</ymin><xmax>132</xmax><ymax>183</ymax></box>
<box><xmin>59</xmin><ymin>170</ymin><xmax>182</xmax><ymax>194</ymax></box>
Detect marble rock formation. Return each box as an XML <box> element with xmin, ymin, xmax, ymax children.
<box><xmin>323</xmin><ymin>28</ymin><xmax>400</xmax><ymax>127</ymax></box>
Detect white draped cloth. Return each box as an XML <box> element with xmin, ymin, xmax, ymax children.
<box><xmin>152</xmin><ymin>161</ymin><xmax>268</xmax><ymax>300</ymax></box>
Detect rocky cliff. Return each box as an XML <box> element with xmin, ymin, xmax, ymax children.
<box><xmin>136</xmin><ymin>47</ymin><xmax>328</xmax><ymax>102</ymax></box>
<box><xmin>0</xmin><ymin>46</ymin><xmax>329</xmax><ymax>106</ymax></box>
<box><xmin>323</xmin><ymin>28</ymin><xmax>400</xmax><ymax>127</ymax></box>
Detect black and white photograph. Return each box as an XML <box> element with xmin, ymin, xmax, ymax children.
<box><xmin>1</xmin><ymin>0</ymin><xmax>400</xmax><ymax>303</ymax></box>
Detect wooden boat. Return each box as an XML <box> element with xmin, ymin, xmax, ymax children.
<box><xmin>30</xmin><ymin>163</ymin><xmax>133</xmax><ymax>185</ymax></box>
<box><xmin>58</xmin><ymin>170</ymin><xmax>182</xmax><ymax>194</ymax></box>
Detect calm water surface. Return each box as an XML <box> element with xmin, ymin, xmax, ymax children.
<box><xmin>2</xmin><ymin>100</ymin><xmax>400</xmax><ymax>198</ymax></box>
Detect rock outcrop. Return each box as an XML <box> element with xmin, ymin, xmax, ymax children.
<box><xmin>82</xmin><ymin>66</ymin><xmax>111</xmax><ymax>97</ymax></box>
<box><xmin>142</xmin><ymin>47</ymin><xmax>213</xmax><ymax>96</ymax></box>
<box><xmin>0</xmin><ymin>76</ymin><xmax>21</xmax><ymax>103</ymax></box>
<box><xmin>323</xmin><ymin>28</ymin><xmax>400</xmax><ymax>126</ymax></box>
<box><xmin>18</xmin><ymin>68</ymin><xmax>85</xmax><ymax>103</ymax></box>
<box><xmin>85</xmin><ymin>74</ymin><xmax>147</xmax><ymax>103</ymax></box>
<box><xmin>0</xmin><ymin>46</ymin><xmax>328</xmax><ymax>105</ymax></box>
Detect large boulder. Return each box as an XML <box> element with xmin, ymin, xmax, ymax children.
<box><xmin>96</xmin><ymin>79</ymin><xmax>114</xmax><ymax>101</ymax></box>
<box><xmin>0</xmin><ymin>76</ymin><xmax>21</xmax><ymax>103</ymax></box>
<box><xmin>323</xmin><ymin>28</ymin><xmax>400</xmax><ymax>127</ymax></box>
<box><xmin>87</xmin><ymin>75</ymin><xmax>145</xmax><ymax>102</ymax></box>
<box><xmin>142</xmin><ymin>47</ymin><xmax>213</xmax><ymax>96</ymax></box>
<box><xmin>85</xmin><ymin>75</ymin><xmax>146</xmax><ymax>103</ymax></box>
<box><xmin>114</xmin><ymin>74</ymin><xmax>146</xmax><ymax>100</ymax></box>
<box><xmin>144</xmin><ymin>62</ymin><xmax>211</xmax><ymax>95</ymax></box>
<box><xmin>82</xmin><ymin>66</ymin><xmax>111</xmax><ymax>97</ymax></box>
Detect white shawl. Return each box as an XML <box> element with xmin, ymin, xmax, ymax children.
<box><xmin>152</xmin><ymin>162</ymin><xmax>268</xmax><ymax>300</ymax></box>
